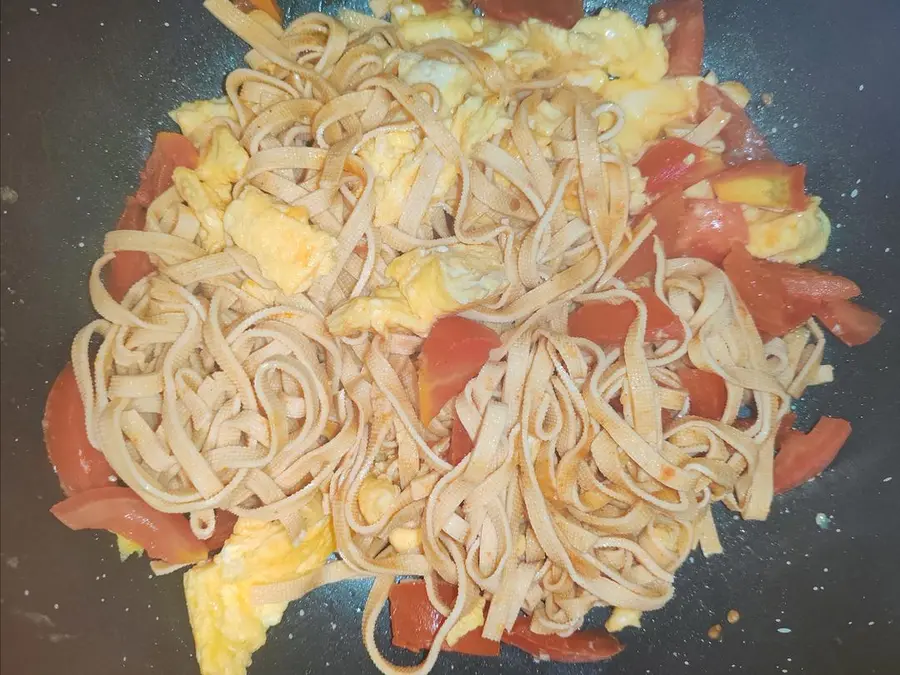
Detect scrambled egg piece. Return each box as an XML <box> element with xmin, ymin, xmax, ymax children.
<box><xmin>603</xmin><ymin>78</ymin><xmax>695</xmax><ymax>154</ymax></box>
<box><xmin>446</xmin><ymin>595</ymin><xmax>486</xmax><ymax>646</ymax></box>
<box><xmin>196</xmin><ymin>127</ymin><xmax>250</xmax><ymax>203</ymax></box>
<box><xmin>523</xmin><ymin>11</ymin><xmax>667</xmax><ymax>83</ymax></box>
<box><xmin>224</xmin><ymin>187</ymin><xmax>337</xmax><ymax>295</ymax></box>
<box><xmin>171</xmin><ymin>127</ymin><xmax>248</xmax><ymax>253</ymax></box>
<box><xmin>184</xmin><ymin>518</ymin><xmax>335</xmax><ymax>675</ymax></box>
<box><xmin>328</xmin><ymin>285</ymin><xmax>433</xmax><ymax>335</ymax></box>
<box><xmin>173</xmin><ymin>167</ymin><xmax>229</xmax><ymax>253</ymax></box>
<box><xmin>358</xmin><ymin>130</ymin><xmax>421</xmax><ymax>228</ymax></box>
<box><xmin>605</xmin><ymin>607</ymin><xmax>642</xmax><ymax>632</ymax></box>
<box><xmin>358</xmin><ymin>131</ymin><xmax>420</xmax><ymax>182</ymax></box>
<box><xmin>327</xmin><ymin>244</ymin><xmax>506</xmax><ymax>336</ymax></box>
<box><xmin>397</xmin><ymin>54</ymin><xmax>474</xmax><ymax>110</ymax></box>
<box><xmin>388</xmin><ymin>527</ymin><xmax>422</xmax><ymax>553</ymax></box>
<box><xmin>397</xmin><ymin>9</ymin><xmax>476</xmax><ymax>44</ymax></box>
<box><xmin>358</xmin><ymin>475</ymin><xmax>401</xmax><ymax>524</ymax></box>
<box><xmin>364</xmin><ymin>96</ymin><xmax>509</xmax><ymax>227</ymax></box>
<box><xmin>116</xmin><ymin>535</ymin><xmax>144</xmax><ymax>561</ymax></box>
<box><xmin>387</xmin><ymin>243</ymin><xmax>506</xmax><ymax>319</ymax></box>
<box><xmin>387</xmin><ymin>3</ymin><xmax>666</xmax><ymax>88</ymax></box>
<box><xmin>746</xmin><ymin>197</ymin><xmax>831</xmax><ymax>264</ymax></box>
<box><xmin>169</xmin><ymin>97</ymin><xmax>239</xmax><ymax>146</ymax></box>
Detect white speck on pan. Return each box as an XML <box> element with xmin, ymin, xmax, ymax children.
<box><xmin>777</xmin><ymin>627</ymin><xmax>792</xmax><ymax>634</ymax></box>
<box><xmin>815</xmin><ymin>513</ymin><xmax>831</xmax><ymax>529</ymax></box>
<box><xmin>884</xmin><ymin>477</ymin><xmax>893</xmax><ymax>482</ymax></box>
<box><xmin>850</xmin><ymin>188</ymin><xmax>859</xmax><ymax>198</ymax></box>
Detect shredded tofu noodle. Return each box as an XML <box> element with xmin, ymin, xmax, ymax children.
<box><xmin>68</xmin><ymin>2</ymin><xmax>833</xmax><ymax>673</ymax></box>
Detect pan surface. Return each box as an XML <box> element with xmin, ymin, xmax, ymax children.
<box><xmin>1</xmin><ymin>1</ymin><xmax>898</xmax><ymax>674</ymax></box>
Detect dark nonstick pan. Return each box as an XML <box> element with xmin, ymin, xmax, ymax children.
<box><xmin>1</xmin><ymin>1</ymin><xmax>898</xmax><ymax>674</ymax></box>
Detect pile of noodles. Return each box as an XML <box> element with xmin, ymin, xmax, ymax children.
<box><xmin>70</xmin><ymin>1</ymin><xmax>830</xmax><ymax>672</ymax></box>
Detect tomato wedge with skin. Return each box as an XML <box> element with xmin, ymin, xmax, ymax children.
<box><xmin>503</xmin><ymin>615</ymin><xmax>623</xmax><ymax>663</ymax></box>
<box><xmin>134</xmin><ymin>132</ymin><xmax>198</xmax><ymax>208</ymax></box>
<box><xmin>723</xmin><ymin>245</ymin><xmax>876</xmax><ymax>338</ymax></box>
<box><xmin>204</xmin><ymin>510</ymin><xmax>239</xmax><ymax>553</ymax></box>
<box><xmin>43</xmin><ymin>363</ymin><xmax>117</xmax><ymax>496</ymax></box>
<box><xmin>710</xmin><ymin>160</ymin><xmax>808</xmax><ymax>212</ymax></box>
<box><xmin>662</xmin><ymin>197</ymin><xmax>748</xmax><ymax>265</ymax></box>
<box><xmin>679</xmin><ymin>367</ymin><xmax>727</xmax><ymax>420</ymax></box>
<box><xmin>107</xmin><ymin>197</ymin><xmax>155</xmax><ymax>302</ymax></box>
<box><xmin>648</xmin><ymin>0</ymin><xmax>705</xmax><ymax>76</ymax></box>
<box><xmin>637</xmin><ymin>138</ymin><xmax>726</xmax><ymax>198</ymax></box>
<box><xmin>50</xmin><ymin>487</ymin><xmax>209</xmax><ymax>564</ymax></box>
<box><xmin>698</xmin><ymin>81</ymin><xmax>773</xmax><ymax>166</ymax></box>
<box><xmin>777</xmin><ymin>267</ymin><xmax>860</xmax><ymax>303</ymax></box>
<box><xmin>814</xmin><ymin>299</ymin><xmax>884</xmax><ymax>347</ymax></box>
<box><xmin>448</xmin><ymin>413</ymin><xmax>476</xmax><ymax>466</ymax></box>
<box><xmin>233</xmin><ymin>0</ymin><xmax>283</xmax><ymax>23</ymax></box>
<box><xmin>472</xmin><ymin>0</ymin><xmax>584</xmax><ymax>29</ymax></box>
<box><xmin>110</xmin><ymin>132</ymin><xmax>197</xmax><ymax>301</ymax></box>
<box><xmin>723</xmin><ymin>246</ymin><xmax>821</xmax><ymax>336</ymax></box>
<box><xmin>568</xmin><ymin>287</ymin><xmax>685</xmax><ymax>346</ymax></box>
<box><xmin>773</xmin><ymin>417</ymin><xmax>852</xmax><ymax>494</ymax></box>
<box><xmin>418</xmin><ymin>316</ymin><xmax>501</xmax><ymax>425</ymax></box>
<box><xmin>389</xmin><ymin>580</ymin><xmax>500</xmax><ymax>657</ymax></box>
<box><xmin>776</xmin><ymin>412</ymin><xmax>798</xmax><ymax>448</ymax></box>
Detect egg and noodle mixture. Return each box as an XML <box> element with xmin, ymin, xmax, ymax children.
<box><xmin>68</xmin><ymin>1</ymin><xmax>840</xmax><ymax>673</ymax></box>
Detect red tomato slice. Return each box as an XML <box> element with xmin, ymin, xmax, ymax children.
<box><xmin>503</xmin><ymin>615</ymin><xmax>623</xmax><ymax>662</ymax></box>
<box><xmin>616</xmin><ymin>192</ymin><xmax>689</xmax><ymax>280</ymax></box>
<box><xmin>648</xmin><ymin>0</ymin><xmax>705</xmax><ymax>76</ymax></box>
<box><xmin>418</xmin><ymin>316</ymin><xmax>501</xmax><ymax>425</ymax></box>
<box><xmin>134</xmin><ymin>132</ymin><xmax>198</xmax><ymax>208</ymax></box>
<box><xmin>107</xmin><ymin>197</ymin><xmax>155</xmax><ymax>302</ymax></box>
<box><xmin>773</xmin><ymin>417</ymin><xmax>852</xmax><ymax>494</ymax></box>
<box><xmin>722</xmin><ymin>246</ymin><xmax>820</xmax><ymax>336</ymax></box>
<box><xmin>204</xmin><ymin>510</ymin><xmax>239</xmax><ymax>553</ymax></box>
<box><xmin>43</xmin><ymin>363</ymin><xmax>116</xmax><ymax>496</ymax></box>
<box><xmin>617</xmin><ymin>236</ymin><xmax>657</xmax><ymax>282</ymax></box>
<box><xmin>814</xmin><ymin>299</ymin><xmax>884</xmax><ymax>347</ymax></box>
<box><xmin>710</xmin><ymin>160</ymin><xmax>808</xmax><ymax>212</ymax></box>
<box><xmin>448</xmin><ymin>413</ymin><xmax>476</xmax><ymax>466</ymax></box>
<box><xmin>666</xmin><ymin>198</ymin><xmax>748</xmax><ymax>264</ymax></box>
<box><xmin>679</xmin><ymin>367</ymin><xmax>727</xmax><ymax>419</ymax></box>
<box><xmin>698</xmin><ymin>82</ymin><xmax>773</xmax><ymax>166</ymax></box>
<box><xmin>777</xmin><ymin>267</ymin><xmax>860</xmax><ymax>303</ymax></box>
<box><xmin>472</xmin><ymin>0</ymin><xmax>584</xmax><ymax>29</ymax></box>
<box><xmin>568</xmin><ymin>287</ymin><xmax>685</xmax><ymax>346</ymax></box>
<box><xmin>50</xmin><ymin>487</ymin><xmax>208</xmax><ymax>564</ymax></box>
<box><xmin>776</xmin><ymin>412</ymin><xmax>798</xmax><ymax>448</ymax></box>
<box><xmin>637</xmin><ymin>138</ymin><xmax>726</xmax><ymax>198</ymax></box>
<box><xmin>233</xmin><ymin>0</ymin><xmax>283</xmax><ymax>23</ymax></box>
<box><xmin>389</xmin><ymin>580</ymin><xmax>501</xmax><ymax>657</ymax></box>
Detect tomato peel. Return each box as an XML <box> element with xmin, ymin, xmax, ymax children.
<box><xmin>679</xmin><ymin>367</ymin><xmax>727</xmax><ymax>420</ymax></box>
<box><xmin>637</xmin><ymin>138</ymin><xmax>725</xmax><ymax>198</ymax></box>
<box><xmin>43</xmin><ymin>363</ymin><xmax>116</xmax><ymax>496</ymax></box>
<box><xmin>50</xmin><ymin>486</ymin><xmax>208</xmax><ymax>564</ymax></box>
<box><xmin>418</xmin><ymin>316</ymin><xmax>501</xmax><ymax>424</ymax></box>
<box><xmin>472</xmin><ymin>0</ymin><xmax>583</xmax><ymax>29</ymax></box>
<box><xmin>503</xmin><ymin>616</ymin><xmax>623</xmax><ymax>662</ymax></box>
<box><xmin>698</xmin><ymin>82</ymin><xmax>773</xmax><ymax>165</ymax></box>
<box><xmin>388</xmin><ymin>580</ymin><xmax>500</xmax><ymax>657</ymax></box>
<box><xmin>814</xmin><ymin>299</ymin><xmax>883</xmax><ymax>347</ymax></box>
<box><xmin>648</xmin><ymin>0</ymin><xmax>705</xmax><ymax>77</ymax></box>
<box><xmin>568</xmin><ymin>287</ymin><xmax>684</xmax><ymax>346</ymax></box>
<box><xmin>773</xmin><ymin>417</ymin><xmax>852</xmax><ymax>494</ymax></box>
